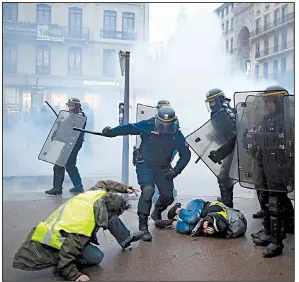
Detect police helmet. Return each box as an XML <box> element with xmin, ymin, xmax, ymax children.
<box><xmin>263</xmin><ymin>85</ymin><xmax>288</xmax><ymax>113</ymax></box>
<box><xmin>66</xmin><ymin>98</ymin><xmax>82</xmax><ymax>113</ymax></box>
<box><xmin>205</xmin><ymin>88</ymin><xmax>227</xmax><ymax>113</ymax></box>
<box><xmin>156</xmin><ymin>100</ymin><xmax>171</xmax><ymax>110</ymax></box>
<box><xmin>154</xmin><ymin>106</ymin><xmax>179</xmax><ymax>134</ymax></box>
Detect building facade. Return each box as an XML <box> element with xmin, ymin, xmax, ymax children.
<box><xmin>214</xmin><ymin>2</ymin><xmax>294</xmax><ymax>90</ymax></box>
<box><xmin>3</xmin><ymin>2</ymin><xmax>149</xmax><ymax>112</ymax></box>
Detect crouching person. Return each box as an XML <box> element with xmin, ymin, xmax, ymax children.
<box><xmin>13</xmin><ymin>180</ymin><xmax>144</xmax><ymax>281</ymax></box>
<box><xmin>155</xmin><ymin>199</ymin><xmax>247</xmax><ymax>238</ymax></box>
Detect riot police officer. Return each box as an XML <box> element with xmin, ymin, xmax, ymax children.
<box><xmin>45</xmin><ymin>98</ymin><xmax>87</xmax><ymax>196</ymax></box>
<box><xmin>249</xmin><ymin>85</ymin><xmax>294</xmax><ymax>258</ymax></box>
<box><xmin>102</xmin><ymin>106</ymin><xmax>191</xmax><ymax>242</ymax></box>
<box><xmin>205</xmin><ymin>88</ymin><xmax>236</xmax><ymax>208</ymax></box>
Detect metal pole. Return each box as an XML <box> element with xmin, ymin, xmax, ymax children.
<box><xmin>121</xmin><ymin>51</ymin><xmax>130</xmax><ymax>184</ymax></box>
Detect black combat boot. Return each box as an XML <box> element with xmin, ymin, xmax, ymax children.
<box><xmin>218</xmin><ymin>189</ymin><xmax>233</xmax><ymax>208</ymax></box>
<box><xmin>262</xmin><ymin>216</ymin><xmax>284</xmax><ymax>258</ymax></box>
<box><xmin>167</xmin><ymin>203</ymin><xmax>181</xmax><ymax>219</ymax></box>
<box><xmin>252</xmin><ymin>210</ymin><xmax>270</xmax><ymax>246</ymax></box>
<box><xmin>151</xmin><ymin>207</ymin><xmax>162</xmax><ymax>222</ymax></box>
<box><xmin>252</xmin><ymin>209</ymin><xmax>264</xmax><ymax>219</ymax></box>
<box><xmin>45</xmin><ymin>187</ymin><xmax>63</xmax><ymax>196</ymax></box>
<box><xmin>69</xmin><ymin>185</ymin><xmax>84</xmax><ymax>194</ymax></box>
<box><xmin>139</xmin><ymin>216</ymin><xmax>152</xmax><ymax>242</ymax></box>
<box><xmin>155</xmin><ymin>219</ymin><xmax>174</xmax><ymax>229</ymax></box>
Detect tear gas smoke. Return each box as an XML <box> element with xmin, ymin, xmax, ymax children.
<box><xmin>3</xmin><ymin>4</ymin><xmax>281</xmax><ymax>197</ymax></box>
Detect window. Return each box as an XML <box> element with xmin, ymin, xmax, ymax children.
<box><xmin>231</xmin><ymin>3</ymin><xmax>234</xmax><ymax>10</ymax></box>
<box><xmin>36</xmin><ymin>4</ymin><xmax>51</xmax><ymax>24</ymax></box>
<box><xmin>221</xmin><ymin>10</ymin><xmax>224</xmax><ymax>19</ymax></box>
<box><xmin>274</xmin><ymin>8</ymin><xmax>280</xmax><ymax>26</ymax></box>
<box><xmin>274</xmin><ymin>32</ymin><xmax>279</xmax><ymax>52</ymax></box>
<box><xmin>263</xmin><ymin>63</ymin><xmax>268</xmax><ymax>80</ymax></box>
<box><xmin>281</xmin><ymin>57</ymin><xmax>286</xmax><ymax>74</ymax></box>
<box><xmin>225</xmin><ymin>20</ymin><xmax>229</xmax><ymax>33</ymax></box>
<box><xmin>255</xmin><ymin>18</ymin><xmax>260</xmax><ymax>34</ymax></box>
<box><xmin>282</xmin><ymin>29</ymin><xmax>287</xmax><ymax>49</ymax></box>
<box><xmin>103</xmin><ymin>49</ymin><xmax>116</xmax><ymax>77</ymax></box>
<box><xmin>122</xmin><ymin>12</ymin><xmax>135</xmax><ymax>39</ymax></box>
<box><xmin>230</xmin><ymin>38</ymin><xmax>233</xmax><ymax>54</ymax></box>
<box><xmin>264</xmin><ymin>39</ymin><xmax>269</xmax><ymax>56</ymax></box>
<box><xmin>222</xmin><ymin>23</ymin><xmax>224</xmax><ymax>32</ymax></box>
<box><xmin>103</xmin><ymin>10</ymin><xmax>117</xmax><ymax>31</ymax></box>
<box><xmin>264</xmin><ymin>13</ymin><xmax>270</xmax><ymax>31</ymax></box>
<box><xmin>230</xmin><ymin>18</ymin><xmax>234</xmax><ymax>31</ymax></box>
<box><xmin>68</xmin><ymin>7</ymin><xmax>82</xmax><ymax>37</ymax></box>
<box><xmin>225</xmin><ymin>40</ymin><xmax>229</xmax><ymax>53</ymax></box>
<box><xmin>281</xmin><ymin>5</ymin><xmax>288</xmax><ymax>22</ymax></box>
<box><xmin>3</xmin><ymin>3</ymin><xmax>18</xmax><ymax>21</ymax></box>
<box><xmin>3</xmin><ymin>44</ymin><xmax>17</xmax><ymax>73</ymax></box>
<box><xmin>255</xmin><ymin>64</ymin><xmax>259</xmax><ymax>79</ymax></box>
<box><xmin>68</xmin><ymin>48</ymin><xmax>82</xmax><ymax>76</ymax></box>
<box><xmin>225</xmin><ymin>6</ymin><xmax>228</xmax><ymax>16</ymax></box>
<box><xmin>255</xmin><ymin>42</ymin><xmax>260</xmax><ymax>58</ymax></box>
<box><xmin>273</xmin><ymin>60</ymin><xmax>279</xmax><ymax>79</ymax></box>
<box><xmin>36</xmin><ymin>46</ymin><xmax>50</xmax><ymax>75</ymax></box>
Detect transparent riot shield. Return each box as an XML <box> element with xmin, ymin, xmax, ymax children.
<box><xmin>135</xmin><ymin>104</ymin><xmax>157</xmax><ymax>148</ymax></box>
<box><xmin>234</xmin><ymin>93</ymin><xmax>291</xmax><ymax>193</ymax></box>
<box><xmin>185</xmin><ymin>108</ymin><xmax>238</xmax><ymax>186</ymax></box>
<box><xmin>38</xmin><ymin>110</ymin><xmax>87</xmax><ymax>167</ymax></box>
<box><xmin>283</xmin><ymin>95</ymin><xmax>294</xmax><ymax>194</ymax></box>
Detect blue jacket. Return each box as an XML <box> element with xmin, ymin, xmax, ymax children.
<box><xmin>111</xmin><ymin>118</ymin><xmax>191</xmax><ymax>172</ymax></box>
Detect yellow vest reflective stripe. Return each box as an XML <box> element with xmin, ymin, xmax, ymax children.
<box><xmin>209</xmin><ymin>200</ymin><xmax>228</xmax><ymax>219</ymax></box>
<box><xmin>31</xmin><ymin>190</ymin><xmax>107</xmax><ymax>250</ymax></box>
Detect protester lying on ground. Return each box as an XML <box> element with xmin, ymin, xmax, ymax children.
<box><xmin>154</xmin><ymin>199</ymin><xmax>247</xmax><ymax>238</ymax></box>
<box><xmin>13</xmin><ymin>180</ymin><xmax>144</xmax><ymax>281</ymax></box>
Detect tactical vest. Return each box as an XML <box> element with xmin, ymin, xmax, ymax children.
<box><xmin>31</xmin><ymin>190</ymin><xmax>107</xmax><ymax>250</ymax></box>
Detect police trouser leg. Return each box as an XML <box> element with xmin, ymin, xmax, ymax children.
<box><xmin>280</xmin><ymin>193</ymin><xmax>294</xmax><ymax>234</ymax></box>
<box><xmin>136</xmin><ymin>162</ymin><xmax>155</xmax><ymax>241</ymax></box>
<box><xmin>263</xmin><ymin>193</ymin><xmax>284</xmax><ymax>258</ymax></box>
<box><xmin>53</xmin><ymin>165</ymin><xmax>65</xmax><ymax>190</ymax></box>
<box><xmin>217</xmin><ymin>154</ymin><xmax>234</xmax><ymax>208</ymax></box>
<box><xmin>65</xmin><ymin>147</ymin><xmax>83</xmax><ymax>188</ymax></box>
<box><xmin>152</xmin><ymin>166</ymin><xmax>175</xmax><ymax>220</ymax></box>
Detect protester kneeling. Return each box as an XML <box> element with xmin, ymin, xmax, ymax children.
<box><xmin>154</xmin><ymin>199</ymin><xmax>247</xmax><ymax>238</ymax></box>
<box><xmin>13</xmin><ymin>180</ymin><xmax>144</xmax><ymax>281</ymax></box>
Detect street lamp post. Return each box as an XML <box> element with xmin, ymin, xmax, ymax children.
<box><xmin>118</xmin><ymin>51</ymin><xmax>130</xmax><ymax>185</ymax></box>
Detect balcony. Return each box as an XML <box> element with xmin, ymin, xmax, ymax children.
<box><xmin>3</xmin><ymin>20</ymin><xmax>90</xmax><ymax>41</ymax></box>
<box><xmin>250</xmin><ymin>12</ymin><xmax>294</xmax><ymax>38</ymax></box>
<box><xmin>256</xmin><ymin>40</ymin><xmax>294</xmax><ymax>61</ymax></box>
<box><xmin>100</xmin><ymin>29</ymin><xmax>137</xmax><ymax>41</ymax></box>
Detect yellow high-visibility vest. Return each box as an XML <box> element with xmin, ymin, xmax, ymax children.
<box><xmin>31</xmin><ymin>190</ymin><xmax>107</xmax><ymax>250</ymax></box>
<box><xmin>209</xmin><ymin>200</ymin><xmax>228</xmax><ymax>219</ymax></box>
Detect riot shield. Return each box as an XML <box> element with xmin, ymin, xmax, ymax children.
<box><xmin>135</xmin><ymin>104</ymin><xmax>157</xmax><ymax>148</ymax></box>
<box><xmin>185</xmin><ymin>108</ymin><xmax>238</xmax><ymax>186</ymax></box>
<box><xmin>38</xmin><ymin>110</ymin><xmax>87</xmax><ymax>167</ymax></box>
<box><xmin>234</xmin><ymin>93</ymin><xmax>292</xmax><ymax>193</ymax></box>
<box><xmin>283</xmin><ymin>95</ymin><xmax>294</xmax><ymax>194</ymax></box>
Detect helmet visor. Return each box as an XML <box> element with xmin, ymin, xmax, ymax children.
<box><xmin>154</xmin><ymin>118</ymin><xmax>178</xmax><ymax>133</ymax></box>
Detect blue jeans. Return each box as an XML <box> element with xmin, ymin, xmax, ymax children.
<box><xmin>79</xmin><ymin>218</ymin><xmax>132</xmax><ymax>265</ymax></box>
<box><xmin>176</xmin><ymin>199</ymin><xmax>205</xmax><ymax>234</ymax></box>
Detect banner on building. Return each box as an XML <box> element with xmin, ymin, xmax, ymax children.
<box><xmin>37</xmin><ymin>24</ymin><xmax>64</xmax><ymax>42</ymax></box>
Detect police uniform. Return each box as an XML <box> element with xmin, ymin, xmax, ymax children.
<box><xmin>248</xmin><ymin>86</ymin><xmax>294</xmax><ymax>258</ymax></box>
<box><xmin>102</xmin><ymin>107</ymin><xmax>191</xmax><ymax>241</ymax></box>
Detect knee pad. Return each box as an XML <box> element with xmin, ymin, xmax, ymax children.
<box><xmin>176</xmin><ymin>221</ymin><xmax>195</xmax><ymax>234</ymax></box>
<box><xmin>141</xmin><ymin>185</ymin><xmax>155</xmax><ymax>201</ymax></box>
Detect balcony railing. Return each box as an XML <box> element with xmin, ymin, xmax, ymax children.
<box><xmin>100</xmin><ymin>29</ymin><xmax>137</xmax><ymax>41</ymax></box>
<box><xmin>256</xmin><ymin>40</ymin><xmax>294</xmax><ymax>60</ymax></box>
<box><xmin>3</xmin><ymin>20</ymin><xmax>90</xmax><ymax>40</ymax></box>
<box><xmin>251</xmin><ymin>12</ymin><xmax>294</xmax><ymax>37</ymax></box>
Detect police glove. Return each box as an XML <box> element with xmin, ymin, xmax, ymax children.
<box><xmin>102</xmin><ymin>126</ymin><xmax>115</xmax><ymax>137</ymax></box>
<box><xmin>208</xmin><ymin>150</ymin><xmax>222</xmax><ymax>164</ymax></box>
<box><xmin>165</xmin><ymin>168</ymin><xmax>180</xmax><ymax>181</ymax></box>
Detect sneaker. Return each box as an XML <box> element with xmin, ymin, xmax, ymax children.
<box><xmin>69</xmin><ymin>186</ymin><xmax>84</xmax><ymax>194</ymax></box>
<box><xmin>45</xmin><ymin>188</ymin><xmax>62</xmax><ymax>196</ymax></box>
<box><xmin>167</xmin><ymin>203</ymin><xmax>181</xmax><ymax>219</ymax></box>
